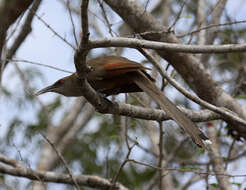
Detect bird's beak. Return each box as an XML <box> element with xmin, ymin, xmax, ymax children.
<box><xmin>35</xmin><ymin>85</ymin><xmax>57</xmax><ymax>96</ymax></box>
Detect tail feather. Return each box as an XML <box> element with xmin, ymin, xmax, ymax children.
<box><xmin>133</xmin><ymin>71</ymin><xmax>210</xmax><ymax>149</ymax></box>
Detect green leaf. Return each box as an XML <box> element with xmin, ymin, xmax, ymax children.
<box><xmin>182</xmin><ymin>15</ymin><xmax>192</xmax><ymax>19</ymax></box>
<box><xmin>197</xmin><ymin>148</ymin><xmax>205</xmax><ymax>155</ymax></box>
<box><xmin>231</xmin><ymin>182</ymin><xmax>241</xmax><ymax>188</ymax></box>
<box><xmin>1</xmin><ymin>87</ymin><xmax>12</xmax><ymax>97</ymax></box>
<box><xmin>222</xmin><ymin>157</ymin><xmax>228</xmax><ymax>161</ymax></box>
<box><xmin>236</xmin><ymin>95</ymin><xmax>246</xmax><ymax>100</ymax></box>
<box><xmin>210</xmin><ymin>183</ymin><xmax>219</xmax><ymax>188</ymax></box>
<box><xmin>110</xmin><ymin>135</ymin><xmax>120</xmax><ymax>139</ymax></box>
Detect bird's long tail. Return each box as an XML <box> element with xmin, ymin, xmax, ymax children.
<box><xmin>133</xmin><ymin>71</ymin><xmax>210</xmax><ymax>149</ymax></box>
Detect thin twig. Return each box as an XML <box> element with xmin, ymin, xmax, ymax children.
<box><xmin>168</xmin><ymin>0</ymin><xmax>188</xmax><ymax>31</ymax></box>
<box><xmin>158</xmin><ymin>121</ymin><xmax>164</xmax><ymax>189</ymax></box>
<box><xmin>14</xmin><ymin>63</ymin><xmax>47</xmax><ymax>109</ymax></box>
<box><xmin>96</xmin><ymin>0</ymin><xmax>115</xmax><ymax>37</ymax></box>
<box><xmin>7</xmin><ymin>58</ymin><xmax>73</xmax><ymax>73</ymax></box>
<box><xmin>128</xmin><ymin>159</ymin><xmax>246</xmax><ymax>177</ymax></box>
<box><xmin>225</xmin><ymin>139</ymin><xmax>236</xmax><ymax>170</ymax></box>
<box><xmin>128</xmin><ymin>135</ymin><xmax>157</xmax><ymax>157</ymax></box>
<box><xmin>12</xmin><ymin>142</ymin><xmax>46</xmax><ymax>187</ymax></box>
<box><xmin>144</xmin><ymin>0</ymin><xmax>150</xmax><ymax>12</ymax></box>
<box><xmin>66</xmin><ymin>0</ymin><xmax>79</xmax><ymax>47</ymax></box>
<box><xmin>33</xmin><ymin>11</ymin><xmax>76</xmax><ymax>50</ymax></box>
<box><xmin>110</xmin><ymin>144</ymin><xmax>135</xmax><ymax>189</ymax></box>
<box><xmin>177</xmin><ymin>20</ymin><xmax>246</xmax><ymax>38</ymax></box>
<box><xmin>41</xmin><ymin>134</ymin><xmax>81</xmax><ymax>190</ymax></box>
<box><xmin>182</xmin><ymin>174</ymin><xmax>201</xmax><ymax>190</ymax></box>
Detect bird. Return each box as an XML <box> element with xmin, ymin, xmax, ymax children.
<box><xmin>36</xmin><ymin>56</ymin><xmax>211</xmax><ymax>149</ymax></box>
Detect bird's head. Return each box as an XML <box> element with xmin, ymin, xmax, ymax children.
<box><xmin>35</xmin><ymin>74</ymin><xmax>82</xmax><ymax>97</ymax></box>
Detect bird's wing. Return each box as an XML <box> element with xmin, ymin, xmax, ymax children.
<box><xmin>88</xmin><ymin>56</ymin><xmax>151</xmax><ymax>79</ymax></box>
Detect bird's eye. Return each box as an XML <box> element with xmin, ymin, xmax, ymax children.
<box><xmin>59</xmin><ymin>79</ymin><xmax>65</xmax><ymax>84</ymax></box>
<box><xmin>54</xmin><ymin>79</ymin><xmax>65</xmax><ymax>86</ymax></box>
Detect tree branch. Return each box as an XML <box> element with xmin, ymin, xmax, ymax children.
<box><xmin>207</xmin><ymin>124</ymin><xmax>233</xmax><ymax>190</ymax></box>
<box><xmin>0</xmin><ymin>0</ymin><xmax>34</xmax><ymax>56</ymax></box>
<box><xmin>0</xmin><ymin>158</ymin><xmax>128</xmax><ymax>190</ymax></box>
<box><xmin>88</xmin><ymin>37</ymin><xmax>246</xmax><ymax>54</ymax></box>
<box><xmin>3</xmin><ymin>0</ymin><xmax>42</xmax><ymax>71</ymax></box>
